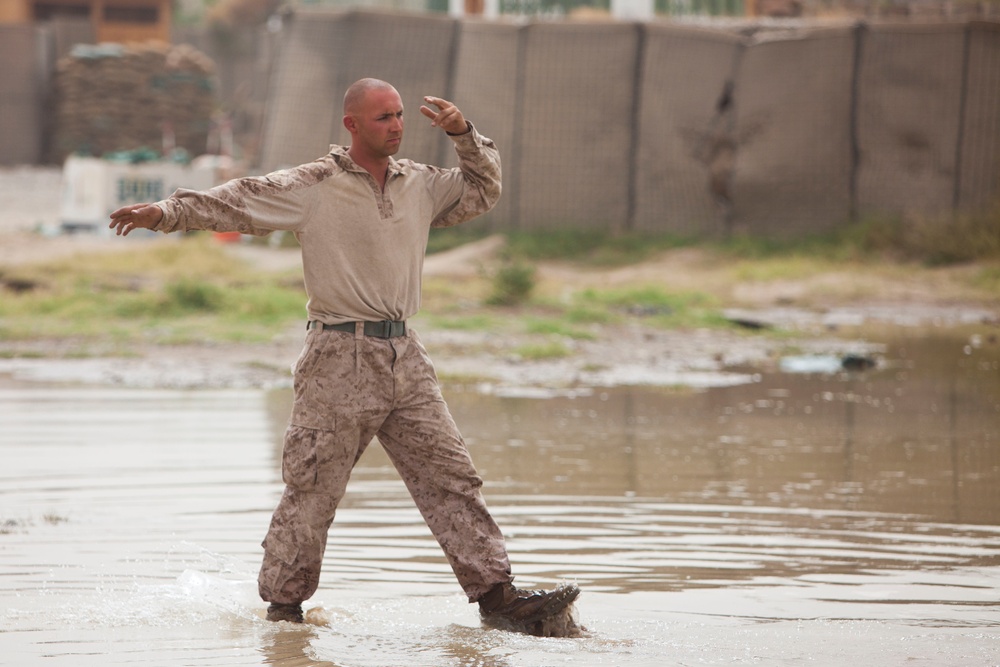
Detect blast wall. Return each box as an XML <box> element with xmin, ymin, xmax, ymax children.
<box><xmin>261</xmin><ymin>11</ymin><xmax>456</xmax><ymax>170</ymax></box>
<box><xmin>259</xmin><ymin>12</ymin><xmax>1000</xmax><ymax>236</ymax></box>
<box><xmin>450</xmin><ymin>21</ymin><xmax>522</xmax><ymax>226</ymax></box>
<box><xmin>855</xmin><ymin>23</ymin><xmax>966</xmax><ymax>218</ymax></box>
<box><xmin>633</xmin><ymin>25</ymin><xmax>742</xmax><ymax>236</ymax></box>
<box><xmin>732</xmin><ymin>27</ymin><xmax>857</xmax><ymax>236</ymax></box>
<box><xmin>515</xmin><ymin>22</ymin><xmax>639</xmax><ymax>231</ymax></box>
<box><xmin>958</xmin><ymin>21</ymin><xmax>1000</xmax><ymax>212</ymax></box>
<box><xmin>8</xmin><ymin>11</ymin><xmax>997</xmax><ymax>237</ymax></box>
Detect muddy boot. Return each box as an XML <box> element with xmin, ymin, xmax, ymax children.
<box><xmin>266</xmin><ymin>602</ymin><xmax>304</xmax><ymax>623</ymax></box>
<box><xmin>478</xmin><ymin>582</ymin><xmax>580</xmax><ymax>630</ymax></box>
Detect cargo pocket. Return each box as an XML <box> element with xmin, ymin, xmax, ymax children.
<box><xmin>261</xmin><ymin>525</ymin><xmax>299</xmax><ymax>567</ymax></box>
<box><xmin>281</xmin><ymin>424</ymin><xmax>327</xmax><ymax>492</ymax></box>
<box><xmin>258</xmin><ymin>522</ymin><xmax>301</xmax><ymax>602</ymax></box>
<box><xmin>281</xmin><ymin>421</ymin><xmax>361</xmax><ymax>496</ymax></box>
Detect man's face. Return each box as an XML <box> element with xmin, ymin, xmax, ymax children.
<box><xmin>346</xmin><ymin>87</ymin><xmax>404</xmax><ymax>160</ymax></box>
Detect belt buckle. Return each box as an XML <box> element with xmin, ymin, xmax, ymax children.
<box><xmin>365</xmin><ymin>320</ymin><xmax>387</xmax><ymax>338</ymax></box>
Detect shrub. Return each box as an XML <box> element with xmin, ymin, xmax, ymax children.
<box><xmin>165</xmin><ymin>279</ymin><xmax>225</xmax><ymax>313</ymax></box>
<box><xmin>486</xmin><ymin>260</ymin><xmax>536</xmax><ymax>306</ymax></box>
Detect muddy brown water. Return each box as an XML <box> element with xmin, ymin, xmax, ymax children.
<box><xmin>1</xmin><ymin>328</ymin><xmax>998</xmax><ymax>666</ymax></box>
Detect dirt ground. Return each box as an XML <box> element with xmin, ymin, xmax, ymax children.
<box><xmin>1</xmin><ymin>166</ymin><xmax>997</xmax><ymax>390</ymax></box>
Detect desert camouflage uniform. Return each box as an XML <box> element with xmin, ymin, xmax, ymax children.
<box><xmin>151</xmin><ymin>125</ymin><xmax>512</xmax><ymax>603</ymax></box>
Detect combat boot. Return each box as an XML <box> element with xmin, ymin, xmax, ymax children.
<box><xmin>478</xmin><ymin>582</ymin><xmax>580</xmax><ymax>628</ymax></box>
<box><xmin>266</xmin><ymin>602</ymin><xmax>304</xmax><ymax>623</ymax></box>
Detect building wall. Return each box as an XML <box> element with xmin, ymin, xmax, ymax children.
<box><xmin>0</xmin><ymin>0</ymin><xmax>171</xmax><ymax>42</ymax></box>
<box><xmin>0</xmin><ymin>0</ymin><xmax>32</xmax><ymax>21</ymax></box>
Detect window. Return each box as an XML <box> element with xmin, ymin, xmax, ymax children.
<box><xmin>33</xmin><ymin>3</ymin><xmax>90</xmax><ymax>20</ymax></box>
<box><xmin>102</xmin><ymin>5</ymin><xmax>159</xmax><ymax>23</ymax></box>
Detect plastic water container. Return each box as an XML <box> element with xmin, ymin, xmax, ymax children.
<box><xmin>60</xmin><ymin>155</ymin><xmax>216</xmax><ymax>235</ymax></box>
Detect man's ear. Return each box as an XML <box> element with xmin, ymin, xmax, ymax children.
<box><xmin>343</xmin><ymin>115</ymin><xmax>356</xmax><ymax>133</ymax></box>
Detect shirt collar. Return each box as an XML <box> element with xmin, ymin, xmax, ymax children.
<box><xmin>329</xmin><ymin>145</ymin><xmax>409</xmax><ymax>177</ymax></box>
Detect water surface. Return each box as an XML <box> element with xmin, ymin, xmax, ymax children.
<box><xmin>1</xmin><ymin>329</ymin><xmax>998</xmax><ymax>666</ymax></box>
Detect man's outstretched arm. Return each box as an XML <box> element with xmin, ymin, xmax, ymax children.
<box><xmin>109</xmin><ymin>168</ymin><xmax>318</xmax><ymax>238</ymax></box>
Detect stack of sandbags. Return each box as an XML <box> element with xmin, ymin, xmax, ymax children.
<box><xmin>50</xmin><ymin>42</ymin><xmax>217</xmax><ymax>163</ymax></box>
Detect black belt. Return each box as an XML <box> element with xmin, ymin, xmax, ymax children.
<box><xmin>307</xmin><ymin>320</ymin><xmax>407</xmax><ymax>338</ymax></box>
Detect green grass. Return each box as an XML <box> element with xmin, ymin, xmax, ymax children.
<box><xmin>503</xmin><ymin>230</ymin><xmax>695</xmax><ymax>266</ymax></box>
<box><xmin>513</xmin><ymin>340</ymin><xmax>573</xmax><ymax>360</ymax></box>
<box><xmin>523</xmin><ymin>317</ymin><xmax>597</xmax><ymax>341</ymax></box>
<box><xmin>427</xmin><ymin>224</ymin><xmax>491</xmax><ymax>255</ymax></box>
<box><xmin>427</xmin><ymin>277</ymin><xmax>734</xmax><ymax>335</ymax></box>
<box><xmin>726</xmin><ymin>253</ymin><xmax>843</xmax><ymax>283</ymax></box>
<box><xmin>422</xmin><ymin>314</ymin><xmax>500</xmax><ymax>331</ymax></box>
<box><xmin>0</xmin><ymin>237</ymin><xmax>306</xmax><ymax>344</ymax></box>
<box><xmin>970</xmin><ymin>264</ymin><xmax>1000</xmax><ymax>293</ymax></box>
<box><xmin>565</xmin><ymin>303</ymin><xmax>621</xmax><ymax>325</ymax></box>
<box><xmin>492</xmin><ymin>206</ymin><xmax>1000</xmax><ymax>268</ymax></box>
<box><xmin>569</xmin><ymin>285</ymin><xmax>728</xmax><ymax>329</ymax></box>
<box><xmin>712</xmin><ymin>209</ymin><xmax>1000</xmax><ymax>266</ymax></box>
<box><xmin>4</xmin><ymin>212</ymin><xmax>996</xmax><ymax>355</ymax></box>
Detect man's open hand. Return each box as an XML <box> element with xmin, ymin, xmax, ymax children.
<box><xmin>109</xmin><ymin>203</ymin><xmax>163</xmax><ymax>236</ymax></box>
<box><xmin>420</xmin><ymin>96</ymin><xmax>469</xmax><ymax>136</ymax></box>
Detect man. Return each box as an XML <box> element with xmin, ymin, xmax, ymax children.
<box><xmin>109</xmin><ymin>78</ymin><xmax>580</xmax><ymax>630</ymax></box>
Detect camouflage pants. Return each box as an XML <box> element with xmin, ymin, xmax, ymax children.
<box><xmin>257</xmin><ymin>324</ymin><xmax>512</xmax><ymax>605</ymax></box>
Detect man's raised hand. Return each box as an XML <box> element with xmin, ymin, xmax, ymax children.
<box><xmin>420</xmin><ymin>96</ymin><xmax>469</xmax><ymax>136</ymax></box>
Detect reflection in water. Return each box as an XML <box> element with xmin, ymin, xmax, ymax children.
<box><xmin>0</xmin><ymin>330</ymin><xmax>998</xmax><ymax>666</ymax></box>
<box><xmin>260</xmin><ymin>626</ymin><xmax>341</xmax><ymax>667</ymax></box>
<box><xmin>440</xmin><ymin>333</ymin><xmax>999</xmax><ymax>525</ymax></box>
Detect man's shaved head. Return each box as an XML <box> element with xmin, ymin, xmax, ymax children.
<box><xmin>344</xmin><ymin>78</ymin><xmax>398</xmax><ymax>115</ymax></box>
<box><xmin>343</xmin><ymin>78</ymin><xmax>405</xmax><ymax>168</ymax></box>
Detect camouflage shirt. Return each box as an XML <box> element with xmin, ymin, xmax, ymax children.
<box><xmin>154</xmin><ymin>126</ymin><xmax>501</xmax><ymax>323</ymax></box>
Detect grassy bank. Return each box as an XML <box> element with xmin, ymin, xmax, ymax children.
<box><xmin>0</xmin><ymin>238</ymin><xmax>306</xmax><ymax>346</ymax></box>
<box><xmin>473</xmin><ymin>206</ymin><xmax>1000</xmax><ymax>268</ymax></box>
<box><xmin>1</xmin><ymin>217</ymin><xmax>998</xmax><ymax>356</ymax></box>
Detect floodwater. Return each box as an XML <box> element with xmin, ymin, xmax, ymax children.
<box><xmin>1</xmin><ymin>328</ymin><xmax>998</xmax><ymax>666</ymax></box>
